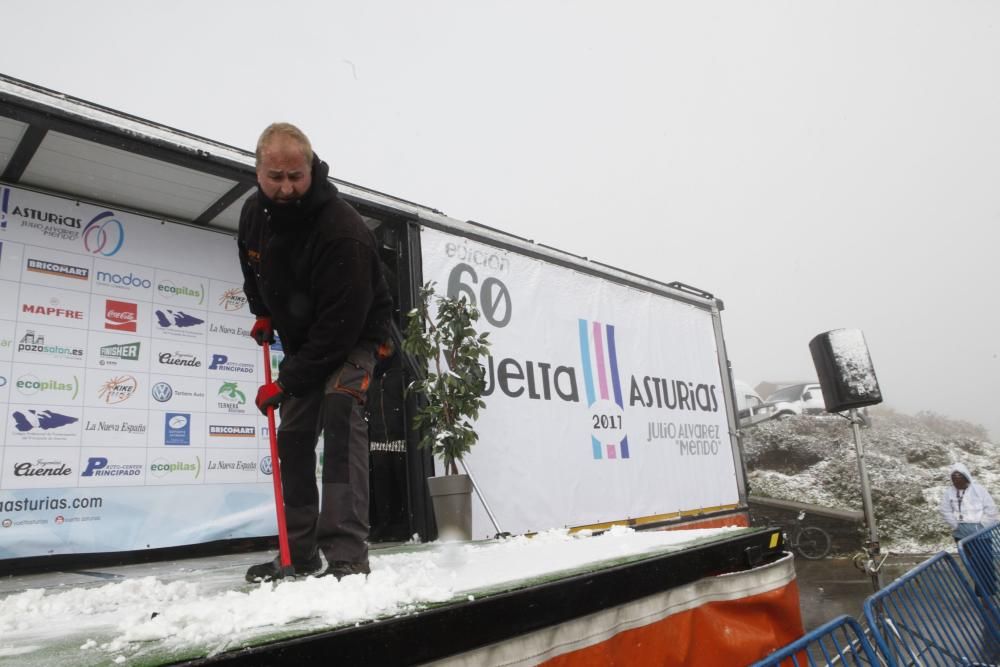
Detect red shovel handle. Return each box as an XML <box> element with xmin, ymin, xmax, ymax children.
<box><xmin>263</xmin><ymin>341</ymin><xmax>292</xmax><ymax>569</ymax></box>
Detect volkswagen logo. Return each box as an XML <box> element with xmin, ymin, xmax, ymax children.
<box><xmin>260</xmin><ymin>456</ymin><xmax>272</xmax><ymax>476</ymax></box>
<box><xmin>151</xmin><ymin>382</ymin><xmax>173</xmax><ymax>402</ymax></box>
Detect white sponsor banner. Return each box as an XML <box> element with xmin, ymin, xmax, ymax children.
<box><xmin>1</xmin><ymin>446</ymin><xmax>79</xmax><ymax>490</ymax></box>
<box><xmin>81</xmin><ymin>407</ymin><xmax>149</xmax><ymax>447</ymax></box>
<box><xmin>205</xmin><ymin>449</ymin><xmax>259</xmax><ymax>484</ymax></box>
<box><xmin>0</xmin><ymin>184</ymin><xmax>279</xmax><ymax>559</ymax></box>
<box><xmin>420</xmin><ymin>227</ymin><xmax>740</xmax><ymax>538</ymax></box>
<box><xmin>78</xmin><ymin>448</ymin><xmax>146</xmax><ymax>487</ymax></box>
<box><xmin>14</xmin><ymin>322</ymin><xmax>86</xmax><ymax>367</ymax></box>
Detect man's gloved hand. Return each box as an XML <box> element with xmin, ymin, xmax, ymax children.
<box><xmin>256</xmin><ymin>381</ymin><xmax>285</xmax><ymax>415</ymax></box>
<box><xmin>250</xmin><ymin>317</ymin><xmax>275</xmax><ymax>346</ymax></box>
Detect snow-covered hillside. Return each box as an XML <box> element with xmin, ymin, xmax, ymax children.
<box><xmin>743</xmin><ymin>409</ymin><xmax>999</xmax><ymax>554</ymax></box>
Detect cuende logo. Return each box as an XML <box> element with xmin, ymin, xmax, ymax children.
<box><xmin>158</xmin><ymin>280</ymin><xmax>205</xmax><ymax>304</ymax></box>
<box><xmin>218</xmin><ymin>288</ymin><xmax>248</xmax><ymax>311</ymax></box>
<box><xmin>208</xmin><ymin>354</ymin><xmax>254</xmax><ymax>375</ymax></box>
<box><xmin>26</xmin><ymin>258</ymin><xmax>89</xmax><ymax>281</ymax></box>
<box><xmin>13</xmin><ymin>459</ymin><xmax>73</xmax><ymax>477</ymax></box>
<box><xmin>83</xmin><ymin>211</ymin><xmax>125</xmax><ymax>256</ymax></box>
<box><xmin>158</xmin><ymin>352</ymin><xmax>201</xmax><ymax>367</ymax></box>
<box><xmin>96</xmin><ymin>271</ymin><xmax>150</xmax><ymax>289</ymax></box>
<box><xmin>97</xmin><ymin>375</ymin><xmax>138</xmax><ymax>404</ymax></box>
<box><xmin>151</xmin><ymin>382</ymin><xmax>173</xmax><ymax>402</ymax></box>
<box><xmin>18</xmin><ymin>330</ymin><xmax>84</xmax><ymax>358</ymax></box>
<box><xmin>15</xmin><ymin>373</ymin><xmax>80</xmax><ymax>400</ymax></box>
<box><xmin>11</xmin><ymin>409</ymin><xmax>78</xmax><ymax>432</ymax></box>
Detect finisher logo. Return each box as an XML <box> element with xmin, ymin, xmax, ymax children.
<box><xmin>100</xmin><ymin>341</ymin><xmax>140</xmax><ymax>363</ymax></box>
<box><xmin>82</xmin><ymin>211</ymin><xmax>125</xmax><ymax>256</ymax></box>
<box><xmin>578</xmin><ymin>320</ymin><xmax>629</xmax><ymax>460</ymax></box>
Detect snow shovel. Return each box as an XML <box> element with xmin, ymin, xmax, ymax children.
<box><xmin>262</xmin><ymin>341</ymin><xmax>294</xmax><ymax>578</ymax></box>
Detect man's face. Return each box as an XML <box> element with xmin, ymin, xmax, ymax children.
<box><xmin>256</xmin><ymin>136</ymin><xmax>312</xmax><ymax>202</ymax></box>
<box><xmin>952</xmin><ymin>471</ymin><xmax>970</xmax><ymax>490</ymax></box>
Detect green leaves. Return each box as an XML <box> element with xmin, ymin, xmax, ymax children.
<box><xmin>402</xmin><ymin>282</ymin><xmax>491</xmax><ymax>475</ymax></box>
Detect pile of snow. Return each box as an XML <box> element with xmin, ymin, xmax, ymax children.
<box><xmin>0</xmin><ymin>525</ymin><xmax>740</xmax><ymax>663</ymax></box>
<box><xmin>744</xmin><ymin>408</ymin><xmax>998</xmax><ymax>553</ymax></box>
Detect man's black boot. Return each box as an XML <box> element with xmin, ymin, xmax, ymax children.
<box><xmin>323</xmin><ymin>560</ymin><xmax>371</xmax><ymax>580</ymax></box>
<box><xmin>245</xmin><ymin>552</ymin><xmax>322</xmax><ymax>583</ymax></box>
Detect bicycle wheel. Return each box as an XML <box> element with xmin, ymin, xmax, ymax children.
<box><xmin>796</xmin><ymin>526</ymin><xmax>832</xmax><ymax>560</ymax></box>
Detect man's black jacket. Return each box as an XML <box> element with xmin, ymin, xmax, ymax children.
<box><xmin>237</xmin><ymin>155</ymin><xmax>393</xmax><ymax>396</ymax></box>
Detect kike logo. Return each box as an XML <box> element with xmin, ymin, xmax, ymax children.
<box><xmin>83</xmin><ymin>211</ymin><xmax>125</xmax><ymax>256</ymax></box>
<box><xmin>165</xmin><ymin>413</ymin><xmax>191</xmax><ymax>445</ymax></box>
<box><xmin>578</xmin><ymin>319</ymin><xmax>629</xmax><ymax>460</ymax></box>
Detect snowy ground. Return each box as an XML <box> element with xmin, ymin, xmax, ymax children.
<box><xmin>0</xmin><ymin>525</ymin><xmax>744</xmax><ymax>666</ymax></box>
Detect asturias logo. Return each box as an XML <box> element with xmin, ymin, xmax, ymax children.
<box><xmin>579</xmin><ymin>320</ymin><xmax>630</xmax><ymax>460</ymax></box>
<box><xmin>83</xmin><ymin>211</ymin><xmax>125</xmax><ymax>256</ymax></box>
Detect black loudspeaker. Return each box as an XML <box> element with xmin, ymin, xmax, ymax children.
<box><xmin>809</xmin><ymin>329</ymin><xmax>883</xmax><ymax>413</ymax></box>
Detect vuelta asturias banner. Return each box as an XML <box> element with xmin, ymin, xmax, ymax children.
<box><xmin>0</xmin><ymin>184</ymin><xmax>282</xmax><ymax>559</ymax></box>
<box><xmin>419</xmin><ymin>227</ymin><xmax>740</xmax><ymax>538</ymax></box>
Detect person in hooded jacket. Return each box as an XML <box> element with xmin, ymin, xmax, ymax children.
<box><xmin>238</xmin><ymin>123</ymin><xmax>393</xmax><ymax>582</ymax></box>
<box><xmin>939</xmin><ymin>462</ymin><xmax>999</xmax><ymax>543</ymax></box>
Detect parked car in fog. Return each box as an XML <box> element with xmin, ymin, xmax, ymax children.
<box><xmin>760</xmin><ymin>382</ymin><xmax>826</xmax><ymax>418</ymax></box>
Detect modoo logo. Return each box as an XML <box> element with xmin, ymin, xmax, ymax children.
<box><xmin>15</xmin><ymin>374</ymin><xmax>80</xmax><ymax>399</ymax></box>
<box><xmin>208</xmin><ymin>354</ymin><xmax>254</xmax><ymax>375</ymax></box>
<box><xmin>157</xmin><ymin>280</ymin><xmax>205</xmax><ymax>304</ymax></box>
<box><xmin>105</xmin><ymin>299</ymin><xmax>138</xmax><ymax>332</ymax></box>
<box><xmin>83</xmin><ymin>211</ymin><xmax>125</xmax><ymax>256</ymax></box>
<box><xmin>218</xmin><ymin>288</ymin><xmax>248</xmax><ymax>311</ymax></box>
<box><xmin>96</xmin><ymin>271</ymin><xmax>150</xmax><ymax>289</ymax></box>
<box><xmin>18</xmin><ymin>330</ymin><xmax>84</xmax><ymax>359</ymax></box>
<box><xmin>97</xmin><ymin>375</ymin><xmax>138</xmax><ymax>404</ymax></box>
<box><xmin>26</xmin><ymin>258</ymin><xmax>89</xmax><ymax>281</ymax></box>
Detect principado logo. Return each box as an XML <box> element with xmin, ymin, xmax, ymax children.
<box><xmin>96</xmin><ymin>270</ymin><xmax>150</xmax><ymax>290</ymax></box>
<box><xmin>158</xmin><ymin>280</ymin><xmax>205</xmax><ymax>305</ymax></box>
<box><xmin>218</xmin><ymin>288</ymin><xmax>248</xmax><ymax>311</ymax></box>
<box><xmin>208</xmin><ymin>354</ymin><xmax>254</xmax><ymax>375</ymax></box>
<box><xmin>151</xmin><ymin>381</ymin><xmax>173</xmax><ymax>402</ymax></box>
<box><xmin>209</xmin><ymin>425</ymin><xmax>255</xmax><ymax>438</ymax></box>
<box><xmin>15</xmin><ymin>373</ymin><xmax>80</xmax><ymax>400</ymax></box>
<box><xmin>83</xmin><ymin>211</ymin><xmax>125</xmax><ymax>256</ymax></box>
<box><xmin>165</xmin><ymin>412</ymin><xmax>191</xmax><ymax>445</ymax></box>
<box><xmin>81</xmin><ymin>457</ymin><xmax>142</xmax><ymax>477</ymax></box>
<box><xmin>155</xmin><ymin>309</ymin><xmax>204</xmax><ymax>329</ymax></box>
<box><xmin>150</xmin><ymin>456</ymin><xmax>201</xmax><ymax>479</ymax></box>
<box><xmin>26</xmin><ymin>258</ymin><xmax>89</xmax><ymax>281</ymax></box>
<box><xmin>11</xmin><ymin>409</ymin><xmax>78</xmax><ymax>432</ymax></box>
<box><xmin>18</xmin><ymin>330</ymin><xmax>84</xmax><ymax>359</ymax></box>
<box><xmin>97</xmin><ymin>375</ymin><xmax>138</xmax><ymax>404</ymax></box>
<box><xmin>105</xmin><ymin>299</ymin><xmax>138</xmax><ymax>332</ymax></box>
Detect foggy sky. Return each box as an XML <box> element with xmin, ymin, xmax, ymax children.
<box><xmin>3</xmin><ymin>1</ymin><xmax>999</xmax><ymax>436</ymax></box>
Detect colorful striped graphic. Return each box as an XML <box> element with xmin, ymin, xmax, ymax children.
<box><xmin>578</xmin><ymin>319</ymin><xmax>630</xmax><ymax>460</ymax></box>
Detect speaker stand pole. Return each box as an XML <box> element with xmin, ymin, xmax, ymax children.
<box><xmin>851</xmin><ymin>408</ymin><xmax>883</xmax><ymax>591</ymax></box>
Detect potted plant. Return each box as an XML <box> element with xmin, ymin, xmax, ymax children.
<box><xmin>403</xmin><ymin>282</ymin><xmax>490</xmax><ymax>540</ymax></box>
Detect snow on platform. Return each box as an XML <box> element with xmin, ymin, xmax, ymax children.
<box><xmin>0</xmin><ymin>526</ymin><xmax>745</xmax><ymax>665</ymax></box>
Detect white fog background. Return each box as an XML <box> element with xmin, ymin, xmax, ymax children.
<box><xmin>2</xmin><ymin>1</ymin><xmax>998</xmax><ymax>436</ymax></box>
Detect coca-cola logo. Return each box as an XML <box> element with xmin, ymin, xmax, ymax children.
<box><xmin>13</xmin><ymin>459</ymin><xmax>73</xmax><ymax>477</ymax></box>
<box><xmin>105</xmin><ymin>299</ymin><xmax>138</xmax><ymax>332</ymax></box>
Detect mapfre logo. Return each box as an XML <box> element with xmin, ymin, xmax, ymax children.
<box><xmin>22</xmin><ymin>299</ymin><xmax>84</xmax><ymax>321</ymax></box>
<box><xmin>83</xmin><ymin>211</ymin><xmax>125</xmax><ymax>256</ymax></box>
<box><xmin>105</xmin><ymin>299</ymin><xmax>138</xmax><ymax>332</ymax></box>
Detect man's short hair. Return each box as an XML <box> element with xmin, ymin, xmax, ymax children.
<box><xmin>256</xmin><ymin>123</ymin><xmax>314</xmax><ymax>166</ymax></box>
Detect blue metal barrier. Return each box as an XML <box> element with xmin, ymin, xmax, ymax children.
<box><xmin>958</xmin><ymin>523</ymin><xmax>1000</xmax><ymax>625</ymax></box>
<box><xmin>863</xmin><ymin>551</ymin><xmax>1000</xmax><ymax>666</ymax></box>
<box><xmin>750</xmin><ymin>615</ymin><xmax>882</xmax><ymax>667</ymax></box>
